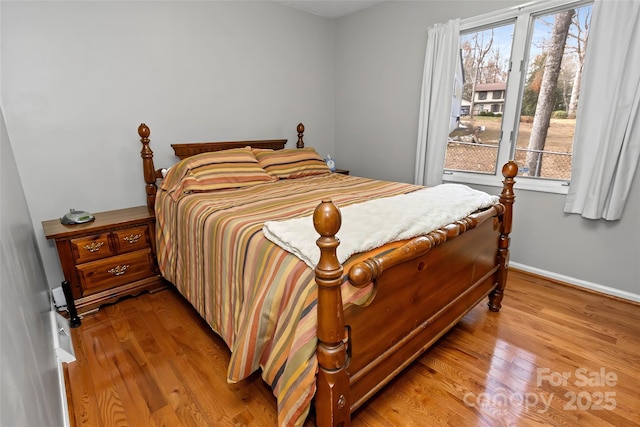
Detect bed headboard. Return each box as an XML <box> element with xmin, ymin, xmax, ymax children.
<box><xmin>138</xmin><ymin>122</ymin><xmax>306</xmax><ymax>210</ymax></box>
<box><xmin>171</xmin><ymin>139</ymin><xmax>287</xmax><ymax>160</ymax></box>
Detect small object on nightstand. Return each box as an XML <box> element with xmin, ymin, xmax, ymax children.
<box><xmin>333</xmin><ymin>168</ymin><xmax>350</xmax><ymax>175</ymax></box>
<box><xmin>325</xmin><ymin>154</ymin><xmax>336</xmax><ymax>172</ymax></box>
<box><xmin>61</xmin><ymin>209</ymin><xmax>94</xmax><ymax>225</ymax></box>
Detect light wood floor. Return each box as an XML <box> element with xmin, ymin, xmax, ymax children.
<box><xmin>65</xmin><ymin>270</ymin><xmax>640</xmax><ymax>427</ymax></box>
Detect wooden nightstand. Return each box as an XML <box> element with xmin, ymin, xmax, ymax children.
<box><xmin>43</xmin><ymin>206</ymin><xmax>166</xmax><ymax>316</ymax></box>
<box><xmin>334</xmin><ymin>168</ymin><xmax>350</xmax><ymax>175</ymax></box>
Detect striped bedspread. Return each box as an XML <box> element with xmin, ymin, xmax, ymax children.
<box><xmin>155</xmin><ymin>173</ymin><xmax>422</xmax><ymax>426</ymax></box>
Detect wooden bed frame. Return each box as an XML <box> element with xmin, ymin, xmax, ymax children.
<box><xmin>138</xmin><ymin>122</ymin><xmax>517</xmax><ymax>426</ymax></box>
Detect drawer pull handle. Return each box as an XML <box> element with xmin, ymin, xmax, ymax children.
<box><xmin>84</xmin><ymin>242</ymin><xmax>104</xmax><ymax>253</ymax></box>
<box><xmin>124</xmin><ymin>234</ymin><xmax>141</xmax><ymax>244</ymax></box>
<box><xmin>108</xmin><ymin>265</ymin><xmax>129</xmax><ymax>276</ymax></box>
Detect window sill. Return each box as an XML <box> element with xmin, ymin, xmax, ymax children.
<box><xmin>443</xmin><ymin>171</ymin><xmax>570</xmax><ymax>195</ymax></box>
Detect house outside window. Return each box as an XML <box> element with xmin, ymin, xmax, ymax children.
<box><xmin>471</xmin><ymin>82</ymin><xmax>506</xmax><ymax>116</ymax></box>
<box><xmin>445</xmin><ymin>0</ymin><xmax>593</xmax><ymax>194</ymax></box>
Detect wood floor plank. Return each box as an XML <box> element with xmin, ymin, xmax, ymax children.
<box><xmin>94</xmin><ymin>324</ymin><xmax>156</xmax><ymax>425</ymax></box>
<box><xmin>65</xmin><ymin>351</ymin><xmax>102</xmax><ymax>426</ymax></box>
<box><xmin>95</xmin><ymin>385</ymin><xmax>129</xmax><ymax>427</ymax></box>
<box><xmin>66</xmin><ymin>269</ymin><xmax>640</xmax><ymax>426</ymax></box>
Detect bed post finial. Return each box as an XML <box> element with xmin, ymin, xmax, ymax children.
<box><xmin>138</xmin><ymin>123</ymin><xmax>157</xmax><ymax>210</ymax></box>
<box><xmin>296</xmin><ymin>122</ymin><xmax>305</xmax><ymax>148</ymax></box>
<box><xmin>313</xmin><ymin>199</ymin><xmax>351</xmax><ymax>427</ymax></box>
<box><xmin>489</xmin><ymin>160</ymin><xmax>517</xmax><ymax>312</ymax></box>
<box><xmin>138</xmin><ymin>123</ymin><xmax>150</xmax><ymax>139</ymax></box>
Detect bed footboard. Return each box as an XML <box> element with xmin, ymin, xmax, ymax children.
<box><xmin>312</xmin><ymin>161</ymin><xmax>517</xmax><ymax>427</ymax></box>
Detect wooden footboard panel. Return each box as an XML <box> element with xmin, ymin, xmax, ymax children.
<box><xmin>345</xmin><ymin>219</ymin><xmax>501</xmax><ymax>411</ymax></box>
<box><xmin>313</xmin><ymin>161</ymin><xmax>516</xmax><ymax>427</ymax></box>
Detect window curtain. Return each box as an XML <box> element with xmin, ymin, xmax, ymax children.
<box><xmin>414</xmin><ymin>19</ymin><xmax>460</xmax><ymax>187</ymax></box>
<box><xmin>564</xmin><ymin>0</ymin><xmax>640</xmax><ymax>220</ymax></box>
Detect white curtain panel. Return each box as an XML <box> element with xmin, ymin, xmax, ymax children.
<box><xmin>564</xmin><ymin>0</ymin><xmax>640</xmax><ymax>220</ymax></box>
<box><xmin>414</xmin><ymin>19</ymin><xmax>460</xmax><ymax>187</ymax></box>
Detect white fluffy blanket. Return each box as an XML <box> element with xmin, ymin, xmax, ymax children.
<box><xmin>262</xmin><ymin>183</ymin><xmax>499</xmax><ymax>269</ymax></box>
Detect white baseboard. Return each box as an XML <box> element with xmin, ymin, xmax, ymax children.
<box><xmin>510</xmin><ymin>262</ymin><xmax>640</xmax><ymax>304</ymax></box>
<box><xmin>50</xmin><ymin>311</ymin><xmax>74</xmax><ymax>427</ymax></box>
<box><xmin>55</xmin><ymin>358</ymin><xmax>71</xmax><ymax>427</ymax></box>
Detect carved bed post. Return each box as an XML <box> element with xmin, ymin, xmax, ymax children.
<box><xmin>489</xmin><ymin>160</ymin><xmax>518</xmax><ymax>312</ymax></box>
<box><xmin>313</xmin><ymin>200</ymin><xmax>351</xmax><ymax>427</ymax></box>
<box><xmin>138</xmin><ymin>123</ymin><xmax>157</xmax><ymax>210</ymax></box>
<box><xmin>297</xmin><ymin>123</ymin><xmax>305</xmax><ymax>148</ymax></box>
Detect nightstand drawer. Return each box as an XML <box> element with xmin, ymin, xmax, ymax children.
<box><xmin>71</xmin><ymin>234</ymin><xmax>115</xmax><ymax>263</ymax></box>
<box><xmin>77</xmin><ymin>249</ymin><xmax>156</xmax><ymax>296</ymax></box>
<box><xmin>112</xmin><ymin>225</ymin><xmax>150</xmax><ymax>254</ymax></box>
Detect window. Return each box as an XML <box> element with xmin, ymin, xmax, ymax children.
<box><xmin>445</xmin><ymin>0</ymin><xmax>593</xmax><ymax>193</ymax></box>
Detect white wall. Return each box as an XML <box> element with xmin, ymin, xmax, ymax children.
<box><xmin>0</xmin><ymin>106</ymin><xmax>64</xmax><ymax>427</ymax></box>
<box><xmin>2</xmin><ymin>1</ymin><xmax>336</xmax><ymax>290</ymax></box>
<box><xmin>506</xmin><ymin>181</ymin><xmax>640</xmax><ymax>299</ymax></box>
<box><xmin>334</xmin><ymin>1</ymin><xmax>640</xmax><ymax>298</ymax></box>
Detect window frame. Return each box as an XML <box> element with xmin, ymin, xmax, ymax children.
<box><xmin>443</xmin><ymin>0</ymin><xmax>593</xmax><ymax>194</ymax></box>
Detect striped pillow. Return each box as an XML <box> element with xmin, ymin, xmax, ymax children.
<box><xmin>160</xmin><ymin>147</ymin><xmax>276</xmax><ymax>200</ymax></box>
<box><xmin>254</xmin><ymin>147</ymin><xmax>330</xmax><ymax>179</ymax></box>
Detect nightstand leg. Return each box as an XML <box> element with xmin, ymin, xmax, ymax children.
<box><xmin>61</xmin><ymin>281</ymin><xmax>81</xmax><ymax>328</ymax></box>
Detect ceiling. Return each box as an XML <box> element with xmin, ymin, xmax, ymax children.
<box><xmin>276</xmin><ymin>1</ymin><xmax>385</xmax><ymax>18</ymax></box>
